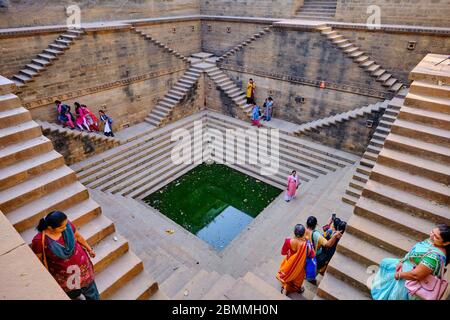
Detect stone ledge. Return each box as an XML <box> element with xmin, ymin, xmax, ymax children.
<box><xmin>218</xmin><ymin>64</ymin><xmax>391</xmax><ymax>99</ymax></box>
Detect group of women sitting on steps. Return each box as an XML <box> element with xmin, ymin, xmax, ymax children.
<box><xmin>55</xmin><ymin>100</ymin><xmax>114</xmax><ymax>137</ymax></box>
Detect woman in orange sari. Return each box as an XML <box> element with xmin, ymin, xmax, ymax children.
<box><xmin>277</xmin><ymin>224</ymin><xmax>315</xmax><ymax>295</ymax></box>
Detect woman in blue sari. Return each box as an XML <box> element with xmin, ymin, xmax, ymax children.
<box><xmin>263</xmin><ymin>97</ymin><xmax>274</xmax><ymax>121</ymax></box>
<box><xmin>371</xmin><ymin>224</ymin><xmax>450</xmax><ymax>300</ymax></box>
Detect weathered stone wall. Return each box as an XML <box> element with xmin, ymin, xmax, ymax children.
<box><xmin>201</xmin><ymin>20</ymin><xmax>269</xmax><ymax>56</ymax></box>
<box><xmin>205</xmin><ymin>75</ymin><xmax>247</xmax><ymax>120</ymax></box>
<box><xmin>334</xmin><ymin>0</ymin><xmax>450</xmax><ymax>27</ymax></box>
<box><xmin>136</xmin><ymin>20</ymin><xmax>202</xmax><ymax>57</ymax></box>
<box><xmin>42</xmin><ymin>129</ymin><xmax>119</xmax><ymax>165</ymax></box>
<box><xmin>337</xmin><ymin>28</ymin><xmax>450</xmax><ymax>85</ymax></box>
<box><xmin>201</xmin><ymin>0</ymin><xmax>301</xmax><ymax>18</ymax></box>
<box><xmin>224</xmin><ymin>70</ymin><xmax>381</xmax><ymax>124</ymax></box>
<box><xmin>219</xmin><ymin>27</ymin><xmax>385</xmax><ymax>124</ymax></box>
<box><xmin>0</xmin><ymin>32</ymin><xmax>63</xmax><ymax>78</ymax></box>
<box><xmin>300</xmin><ymin>109</ymin><xmax>383</xmax><ymax>155</ymax></box>
<box><xmin>0</xmin><ymin>0</ymin><xmax>200</xmax><ymax>28</ymax></box>
<box><xmin>13</xmin><ymin>28</ymin><xmax>188</xmax><ymax>131</ymax></box>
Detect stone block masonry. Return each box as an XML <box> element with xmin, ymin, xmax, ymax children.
<box><xmin>0</xmin><ymin>0</ymin><xmax>200</xmax><ymax>28</ymax></box>
<box><xmin>200</xmin><ymin>0</ymin><xmax>302</xmax><ymax>18</ymax></box>
<box><xmin>334</xmin><ymin>0</ymin><xmax>450</xmax><ymax>28</ymax></box>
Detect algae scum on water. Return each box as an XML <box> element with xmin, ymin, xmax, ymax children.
<box><xmin>143</xmin><ymin>163</ymin><xmax>282</xmax><ymax>250</ymax></box>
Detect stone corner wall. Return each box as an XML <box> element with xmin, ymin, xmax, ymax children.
<box><xmin>298</xmin><ymin>109</ymin><xmax>383</xmax><ymax>155</ymax></box>
<box><xmin>42</xmin><ymin>129</ymin><xmax>120</xmax><ymax>165</ymax></box>
<box><xmin>335</xmin><ymin>0</ymin><xmax>450</xmax><ymax>27</ymax></box>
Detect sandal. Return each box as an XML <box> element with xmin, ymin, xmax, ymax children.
<box><xmin>297</xmin><ymin>286</ymin><xmax>305</xmax><ymax>294</ymax></box>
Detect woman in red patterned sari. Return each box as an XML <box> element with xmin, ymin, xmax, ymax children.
<box><xmin>32</xmin><ymin>211</ymin><xmax>100</xmax><ymax>300</ymax></box>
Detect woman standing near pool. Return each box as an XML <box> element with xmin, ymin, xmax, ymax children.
<box><xmin>285</xmin><ymin>170</ymin><xmax>299</xmax><ymax>202</ymax></box>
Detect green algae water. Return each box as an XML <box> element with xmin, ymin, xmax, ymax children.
<box><xmin>143</xmin><ymin>163</ymin><xmax>282</xmax><ymax>249</ymax></box>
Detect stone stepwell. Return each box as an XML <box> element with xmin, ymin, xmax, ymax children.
<box><xmin>72</xmin><ymin>110</ymin><xmax>358</xmax><ymax>200</ymax></box>
<box><xmin>316</xmin><ymin>54</ymin><xmax>450</xmax><ymax>300</ymax></box>
<box><xmin>0</xmin><ymin>76</ymin><xmax>158</xmax><ymax>300</ymax></box>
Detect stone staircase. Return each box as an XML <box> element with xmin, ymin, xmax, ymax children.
<box><xmin>318</xmin><ymin>25</ymin><xmax>404</xmax><ymax>94</ymax></box>
<box><xmin>144</xmin><ymin>66</ymin><xmax>202</xmax><ymax>127</ymax></box>
<box><xmin>87</xmin><ymin>189</ymin><xmax>290</xmax><ymax>300</ymax></box>
<box><xmin>205</xmin><ymin>66</ymin><xmax>253</xmax><ymax>118</ymax></box>
<box><xmin>216</xmin><ymin>26</ymin><xmax>273</xmax><ymax>63</ymax></box>
<box><xmin>72</xmin><ymin>112</ymin><xmax>208</xmax><ymax>200</ymax></box>
<box><xmin>316</xmin><ymin>55</ymin><xmax>450</xmax><ymax>300</ymax></box>
<box><xmin>131</xmin><ymin>28</ymin><xmax>190</xmax><ymax>63</ymax></box>
<box><xmin>11</xmin><ymin>29</ymin><xmax>85</xmax><ymax>90</ymax></box>
<box><xmin>0</xmin><ymin>76</ymin><xmax>158</xmax><ymax>300</ymax></box>
<box><xmin>342</xmin><ymin>97</ymin><xmax>404</xmax><ymax>206</ymax></box>
<box><xmin>37</xmin><ymin>120</ymin><xmax>121</xmax><ymax>146</ymax></box>
<box><xmin>72</xmin><ymin>110</ymin><xmax>356</xmax><ymax>201</ymax></box>
<box><xmin>206</xmin><ymin>111</ymin><xmax>356</xmax><ymax>190</ymax></box>
<box><xmin>295</xmin><ymin>0</ymin><xmax>337</xmax><ymax>20</ymax></box>
<box><xmin>294</xmin><ymin>100</ymin><xmax>389</xmax><ymax>135</ymax></box>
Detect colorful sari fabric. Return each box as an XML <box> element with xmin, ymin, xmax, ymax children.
<box><xmin>371</xmin><ymin>239</ymin><xmax>445</xmax><ymax>300</ymax></box>
<box><xmin>32</xmin><ymin>221</ymin><xmax>95</xmax><ymax>292</ymax></box>
<box><xmin>277</xmin><ymin>238</ymin><xmax>313</xmax><ymax>294</ymax></box>
<box><xmin>284</xmin><ymin>175</ymin><xmax>298</xmax><ymax>201</ymax></box>
<box><xmin>264</xmin><ymin>100</ymin><xmax>273</xmax><ymax>121</ymax></box>
<box><xmin>246</xmin><ymin>82</ymin><xmax>256</xmax><ymax>99</ymax></box>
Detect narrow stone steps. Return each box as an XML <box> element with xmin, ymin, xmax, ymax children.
<box><xmin>95</xmin><ymin>251</ymin><xmax>143</xmax><ymax>300</ymax></box>
<box><xmin>410</xmin><ymin>80</ymin><xmax>450</xmax><ymax>99</ymax></box>
<box><xmin>354</xmin><ymin>196</ymin><xmax>436</xmax><ymax>239</ymax></box>
<box><xmin>0</xmin><ymin>150</ymin><xmax>64</xmax><ymax>191</ymax></box>
<box><xmin>0</xmin><ymin>120</ymin><xmax>43</xmax><ymax>147</ymax></box>
<box><xmin>347</xmin><ymin>214</ymin><xmax>416</xmax><ymax>257</ymax></box>
<box><xmin>7</xmin><ymin>182</ymin><xmax>90</xmax><ymax>232</ymax></box>
<box><xmin>160</xmin><ymin>265</ymin><xmax>199</xmax><ymax>298</ymax></box>
<box><xmin>202</xmin><ymin>274</ymin><xmax>237</xmax><ymax>300</ymax></box>
<box><xmin>0</xmin><ymin>106</ymin><xmax>31</xmax><ymax>127</ymax></box>
<box><xmin>337</xmin><ymin>232</ymin><xmax>399</xmax><ymax>267</ymax></box>
<box><xmin>91</xmin><ymin>233</ymin><xmax>129</xmax><ymax>274</ymax></box>
<box><xmin>173</xmin><ymin>269</ymin><xmax>221</xmax><ymax>300</ymax></box>
<box><xmin>391</xmin><ymin>119</ymin><xmax>450</xmax><ymax>147</ymax></box>
<box><xmin>107</xmin><ymin>269</ymin><xmax>158</xmax><ymax>300</ymax></box>
<box><xmin>0</xmin><ymin>136</ymin><xmax>53</xmax><ymax>168</ymax></box>
<box><xmin>405</xmin><ymin>92</ymin><xmax>450</xmax><ymax>114</ymax></box>
<box><xmin>363</xmin><ymin>179</ymin><xmax>450</xmax><ymax>225</ymax></box>
<box><xmin>384</xmin><ymin>133</ymin><xmax>450</xmax><ymax>164</ymax></box>
<box><xmin>370</xmin><ymin>163</ymin><xmax>449</xmax><ymax>204</ymax></box>
<box><xmin>0</xmin><ymin>165</ymin><xmax>76</xmax><ymax>213</ymax></box>
<box><xmin>378</xmin><ymin>147</ymin><xmax>449</xmax><ymax>184</ymax></box>
<box><xmin>326</xmin><ymin>252</ymin><xmax>372</xmax><ymax>294</ymax></box>
<box><xmin>317</xmin><ymin>273</ymin><xmax>370</xmax><ymax>300</ymax></box>
<box><xmin>0</xmin><ymin>93</ymin><xmax>22</xmax><ymax>111</ymax></box>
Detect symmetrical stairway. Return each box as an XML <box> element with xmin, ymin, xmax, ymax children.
<box><xmin>205</xmin><ymin>66</ymin><xmax>253</xmax><ymax>118</ymax></box>
<box><xmin>37</xmin><ymin>120</ymin><xmax>121</xmax><ymax>145</ymax></box>
<box><xmin>72</xmin><ymin>110</ymin><xmax>357</xmax><ymax>201</ymax></box>
<box><xmin>131</xmin><ymin>28</ymin><xmax>190</xmax><ymax>63</ymax></box>
<box><xmin>342</xmin><ymin>97</ymin><xmax>404</xmax><ymax>205</ymax></box>
<box><xmin>294</xmin><ymin>100</ymin><xmax>389</xmax><ymax>135</ymax></box>
<box><xmin>295</xmin><ymin>0</ymin><xmax>337</xmax><ymax>20</ymax></box>
<box><xmin>0</xmin><ymin>76</ymin><xmax>157</xmax><ymax>300</ymax></box>
<box><xmin>145</xmin><ymin>66</ymin><xmax>202</xmax><ymax>127</ymax></box>
<box><xmin>318</xmin><ymin>25</ymin><xmax>404</xmax><ymax>94</ymax></box>
<box><xmin>316</xmin><ymin>54</ymin><xmax>450</xmax><ymax>300</ymax></box>
<box><xmin>216</xmin><ymin>26</ymin><xmax>273</xmax><ymax>62</ymax></box>
<box><xmin>88</xmin><ymin>189</ymin><xmax>291</xmax><ymax>300</ymax></box>
<box><xmin>11</xmin><ymin>29</ymin><xmax>85</xmax><ymax>90</ymax></box>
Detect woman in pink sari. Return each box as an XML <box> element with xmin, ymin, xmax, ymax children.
<box><xmin>285</xmin><ymin>170</ymin><xmax>299</xmax><ymax>202</ymax></box>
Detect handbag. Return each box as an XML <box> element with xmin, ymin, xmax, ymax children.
<box><xmin>305</xmin><ymin>240</ymin><xmax>317</xmax><ymax>281</ymax></box>
<box><xmin>405</xmin><ymin>254</ymin><xmax>448</xmax><ymax>300</ymax></box>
